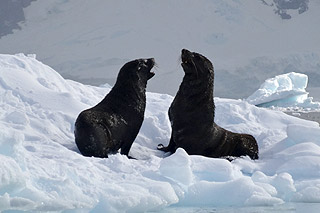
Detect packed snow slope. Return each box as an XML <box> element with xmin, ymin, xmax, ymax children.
<box><xmin>1</xmin><ymin>54</ymin><xmax>320</xmax><ymax>212</ymax></box>
<box><xmin>0</xmin><ymin>0</ymin><xmax>319</xmax><ymax>100</ymax></box>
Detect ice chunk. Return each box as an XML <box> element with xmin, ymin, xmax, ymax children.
<box><xmin>0</xmin><ymin>156</ymin><xmax>26</xmax><ymax>195</ymax></box>
<box><xmin>271</xmin><ymin>173</ymin><xmax>296</xmax><ymax>200</ymax></box>
<box><xmin>247</xmin><ymin>72</ymin><xmax>320</xmax><ymax>109</ymax></box>
<box><xmin>190</xmin><ymin>156</ymin><xmax>242</xmax><ymax>182</ymax></box>
<box><xmin>159</xmin><ymin>148</ymin><xmax>194</xmax><ymax>186</ymax></box>
<box><xmin>181</xmin><ymin>178</ymin><xmax>283</xmax><ymax>206</ymax></box>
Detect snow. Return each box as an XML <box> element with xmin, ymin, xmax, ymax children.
<box><xmin>247</xmin><ymin>72</ymin><xmax>320</xmax><ymax>110</ymax></box>
<box><xmin>1</xmin><ymin>54</ymin><xmax>320</xmax><ymax>212</ymax></box>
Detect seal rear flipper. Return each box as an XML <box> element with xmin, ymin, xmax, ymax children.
<box><xmin>242</xmin><ymin>134</ymin><xmax>259</xmax><ymax>160</ymax></box>
<box><xmin>75</xmin><ymin>117</ymin><xmax>113</xmax><ymax>158</ymax></box>
<box><xmin>232</xmin><ymin>134</ymin><xmax>259</xmax><ymax>160</ymax></box>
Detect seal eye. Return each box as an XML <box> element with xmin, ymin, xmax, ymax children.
<box><xmin>194</xmin><ymin>54</ymin><xmax>200</xmax><ymax>59</ymax></box>
<box><xmin>137</xmin><ymin>61</ymin><xmax>148</xmax><ymax>71</ymax></box>
<box><xmin>137</xmin><ymin>61</ymin><xmax>144</xmax><ymax>70</ymax></box>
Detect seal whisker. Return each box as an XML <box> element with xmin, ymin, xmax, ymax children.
<box><xmin>153</xmin><ymin>62</ymin><xmax>159</xmax><ymax>69</ymax></box>
<box><xmin>177</xmin><ymin>56</ymin><xmax>182</xmax><ymax>64</ymax></box>
<box><xmin>192</xmin><ymin>60</ymin><xmax>199</xmax><ymax>79</ymax></box>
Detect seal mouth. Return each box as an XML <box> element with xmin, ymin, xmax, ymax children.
<box><xmin>146</xmin><ymin>58</ymin><xmax>155</xmax><ymax>79</ymax></box>
<box><xmin>181</xmin><ymin>49</ymin><xmax>196</xmax><ymax>75</ymax></box>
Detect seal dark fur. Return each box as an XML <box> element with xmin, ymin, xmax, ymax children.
<box><xmin>158</xmin><ymin>49</ymin><xmax>258</xmax><ymax>160</ymax></box>
<box><xmin>75</xmin><ymin>58</ymin><xmax>155</xmax><ymax>158</ymax></box>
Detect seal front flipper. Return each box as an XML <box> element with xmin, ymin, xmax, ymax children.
<box><xmin>157</xmin><ymin>137</ymin><xmax>176</xmax><ymax>153</ymax></box>
<box><xmin>157</xmin><ymin>143</ymin><xmax>170</xmax><ymax>152</ymax></box>
<box><xmin>120</xmin><ymin>137</ymin><xmax>134</xmax><ymax>156</ymax></box>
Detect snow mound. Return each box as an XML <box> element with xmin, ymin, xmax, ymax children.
<box><xmin>246</xmin><ymin>72</ymin><xmax>320</xmax><ymax>110</ymax></box>
<box><xmin>1</xmin><ymin>54</ymin><xmax>320</xmax><ymax>212</ymax></box>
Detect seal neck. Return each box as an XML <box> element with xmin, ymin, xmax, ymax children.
<box><xmin>113</xmin><ymin>79</ymin><xmax>146</xmax><ymax>99</ymax></box>
<box><xmin>102</xmin><ymin>80</ymin><xmax>146</xmax><ymax>115</ymax></box>
<box><xmin>178</xmin><ymin>74</ymin><xmax>215</xmax><ymax>120</ymax></box>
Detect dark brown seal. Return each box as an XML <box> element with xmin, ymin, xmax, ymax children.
<box><xmin>158</xmin><ymin>49</ymin><xmax>258</xmax><ymax>160</ymax></box>
<box><xmin>75</xmin><ymin>58</ymin><xmax>155</xmax><ymax>158</ymax></box>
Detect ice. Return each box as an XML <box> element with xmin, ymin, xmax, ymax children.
<box><xmin>180</xmin><ymin>177</ymin><xmax>283</xmax><ymax>207</ymax></box>
<box><xmin>287</xmin><ymin>124</ymin><xmax>320</xmax><ymax>144</ymax></box>
<box><xmin>159</xmin><ymin>148</ymin><xmax>194</xmax><ymax>186</ymax></box>
<box><xmin>247</xmin><ymin>72</ymin><xmax>320</xmax><ymax>110</ymax></box>
<box><xmin>0</xmin><ymin>155</ymin><xmax>26</xmax><ymax>194</ymax></box>
<box><xmin>1</xmin><ymin>54</ymin><xmax>320</xmax><ymax>211</ymax></box>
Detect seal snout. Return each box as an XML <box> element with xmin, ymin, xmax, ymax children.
<box><xmin>148</xmin><ymin>58</ymin><xmax>155</xmax><ymax>68</ymax></box>
<box><xmin>140</xmin><ymin>58</ymin><xmax>155</xmax><ymax>67</ymax></box>
<box><xmin>182</xmin><ymin>49</ymin><xmax>191</xmax><ymax>55</ymax></box>
<box><xmin>181</xmin><ymin>49</ymin><xmax>193</xmax><ymax>64</ymax></box>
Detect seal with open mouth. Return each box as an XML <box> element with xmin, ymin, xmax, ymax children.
<box><xmin>75</xmin><ymin>58</ymin><xmax>155</xmax><ymax>158</ymax></box>
<box><xmin>158</xmin><ymin>49</ymin><xmax>258</xmax><ymax>160</ymax></box>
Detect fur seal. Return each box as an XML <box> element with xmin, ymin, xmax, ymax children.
<box><xmin>158</xmin><ymin>49</ymin><xmax>258</xmax><ymax>160</ymax></box>
<box><xmin>75</xmin><ymin>58</ymin><xmax>155</xmax><ymax>158</ymax></box>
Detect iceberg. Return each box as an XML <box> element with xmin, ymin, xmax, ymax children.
<box><xmin>246</xmin><ymin>72</ymin><xmax>320</xmax><ymax>110</ymax></box>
